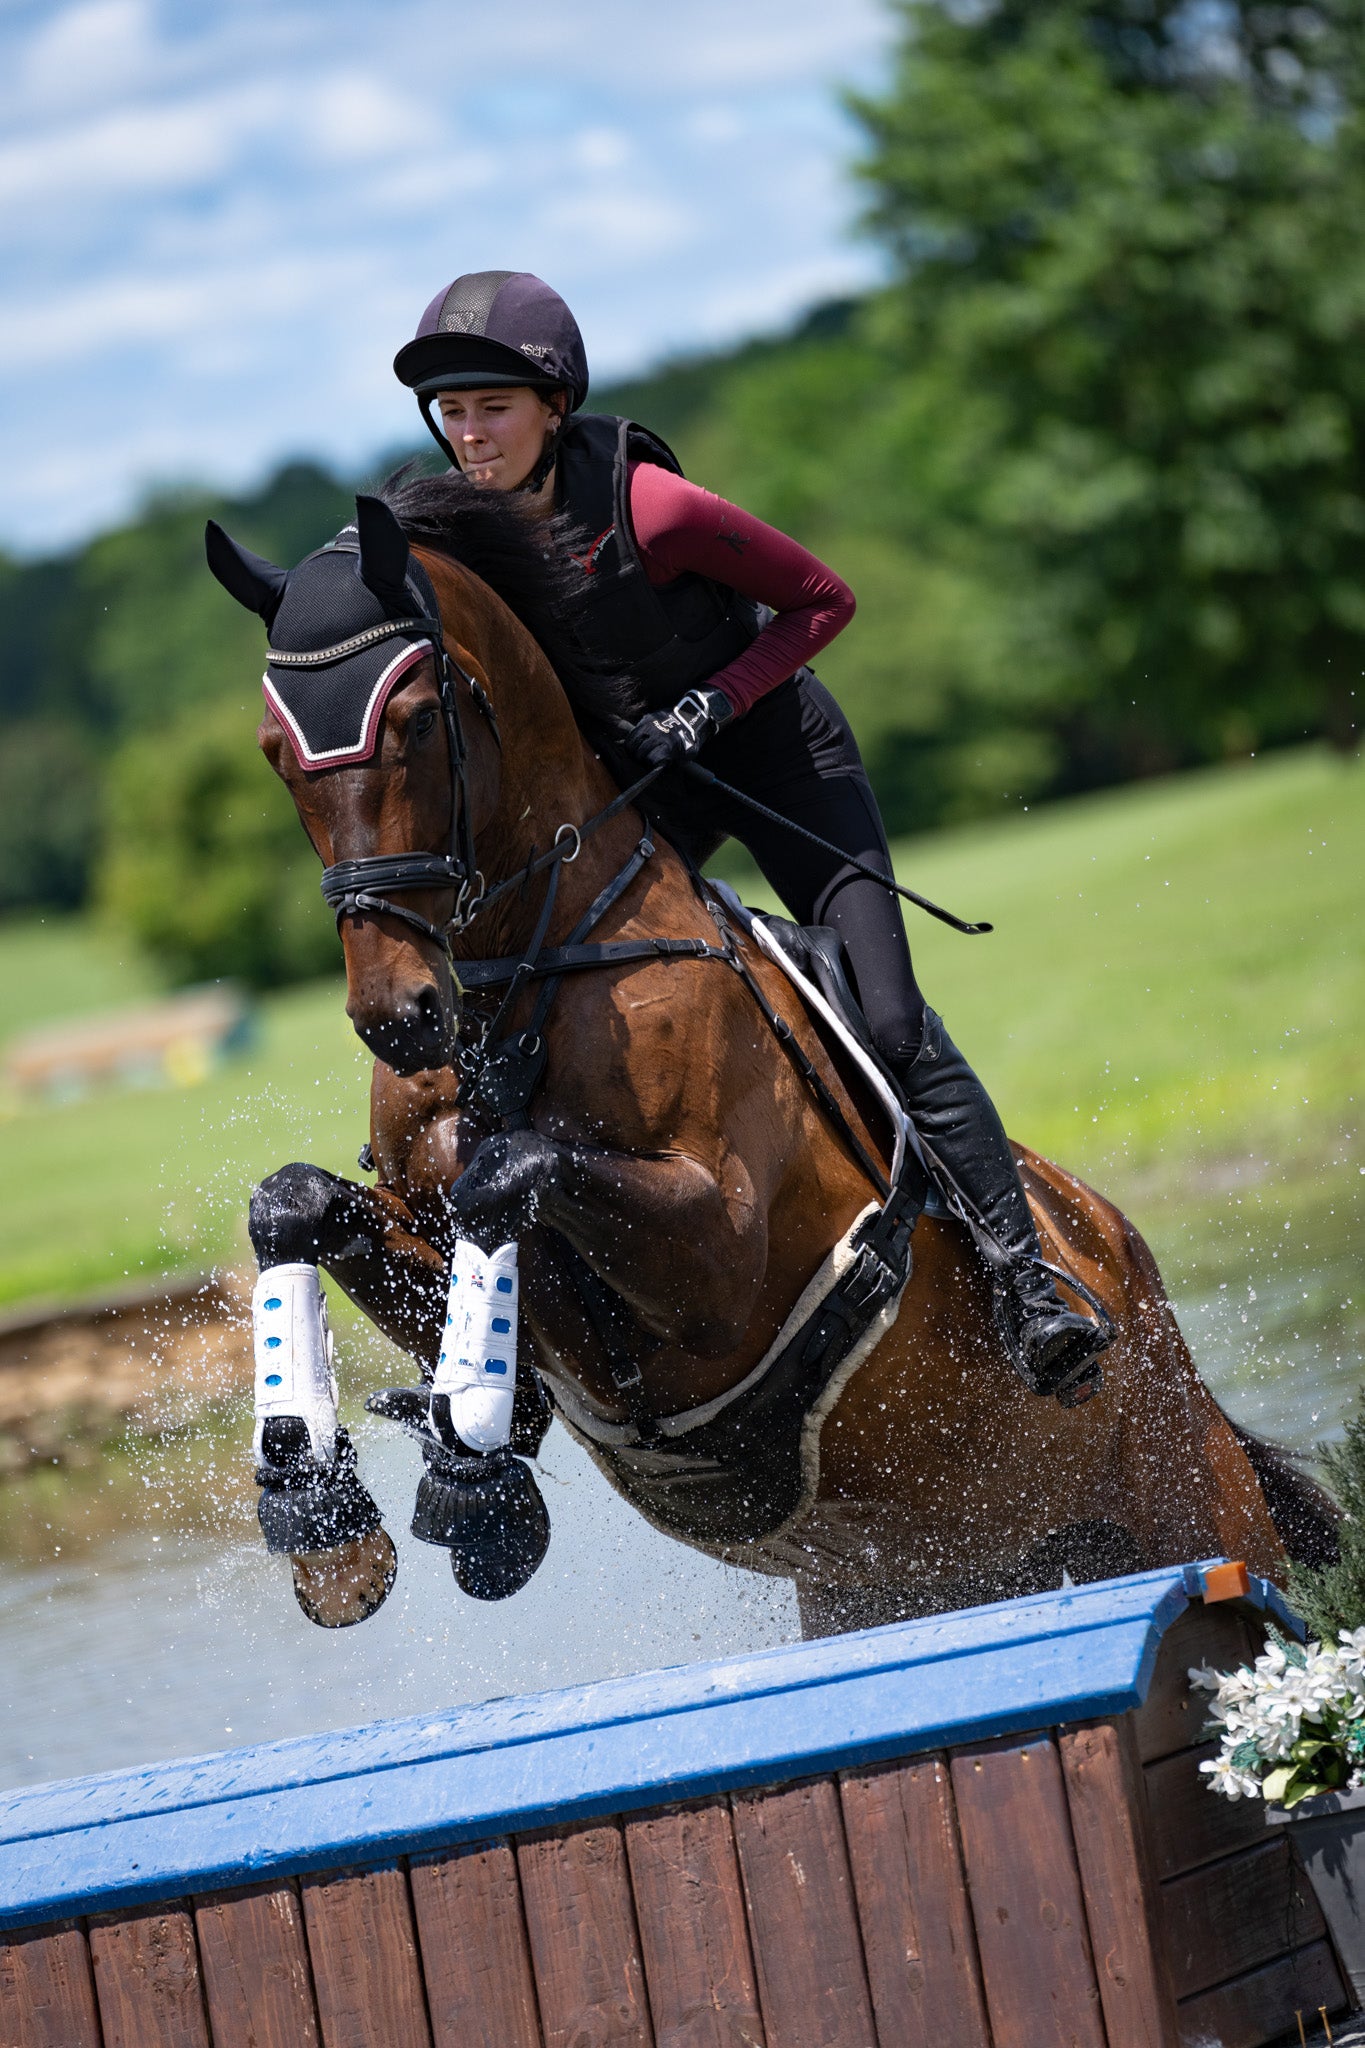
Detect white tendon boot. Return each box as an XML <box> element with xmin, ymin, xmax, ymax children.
<box><xmin>431</xmin><ymin>1239</ymin><xmax>519</xmax><ymax>1453</ymax></box>
<box><xmin>252</xmin><ymin>1263</ymin><xmax>338</xmax><ymax>1469</ymax></box>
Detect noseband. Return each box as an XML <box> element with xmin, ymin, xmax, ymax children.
<box><xmin>287</xmin><ymin>616</ymin><xmax>499</xmax><ymax>960</ymax></box>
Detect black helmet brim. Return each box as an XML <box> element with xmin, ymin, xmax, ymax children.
<box><xmin>394</xmin><ymin>330</ymin><xmax>570</xmax><ymax>400</ymax></box>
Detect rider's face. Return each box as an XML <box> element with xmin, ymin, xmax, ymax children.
<box><xmin>436</xmin><ymin>386</ymin><xmax>559</xmax><ymax>491</ymax></box>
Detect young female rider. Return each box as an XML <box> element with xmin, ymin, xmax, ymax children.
<box><xmin>394</xmin><ymin>270</ymin><xmax>1110</xmax><ymax>1406</ymax></box>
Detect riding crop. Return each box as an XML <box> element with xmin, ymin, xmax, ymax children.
<box><xmin>679</xmin><ymin>762</ymin><xmax>993</xmax><ymax>935</ymax></box>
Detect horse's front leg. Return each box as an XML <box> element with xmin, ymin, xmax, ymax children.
<box><xmin>246</xmin><ymin>1161</ymin><xmax>448</xmax><ymax>1628</ymax></box>
<box><xmin>448</xmin><ymin>1129</ymin><xmax>766</xmax><ymax>1358</ymax></box>
<box><xmin>250</xmin><ymin>1160</ymin><xmax>449</xmax><ymax>1361</ymax></box>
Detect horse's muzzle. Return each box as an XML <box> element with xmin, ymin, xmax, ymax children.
<box><xmin>348</xmin><ymin>978</ymin><xmax>459</xmax><ymax>1075</ymax></box>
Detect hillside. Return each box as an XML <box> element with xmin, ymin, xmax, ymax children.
<box><xmin>2</xmin><ymin>746</ymin><xmax>1358</xmax><ymax>1439</ymax></box>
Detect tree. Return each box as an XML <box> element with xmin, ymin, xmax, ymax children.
<box><xmin>852</xmin><ymin>0</ymin><xmax>1365</xmax><ymax>781</ymax></box>
<box><xmin>99</xmin><ymin>700</ymin><xmax>340</xmax><ymax>987</ymax></box>
<box><xmin>0</xmin><ymin>720</ymin><xmax>98</xmax><ymax>912</ymax></box>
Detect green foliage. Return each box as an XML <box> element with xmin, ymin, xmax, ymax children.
<box><xmin>1288</xmin><ymin>1390</ymin><xmax>1365</xmax><ymax>1644</ymax></box>
<box><xmin>99</xmin><ymin>699</ymin><xmax>340</xmax><ymax>988</ymax></box>
<box><xmin>848</xmin><ymin>0</ymin><xmax>1365</xmax><ymax>774</ymax></box>
<box><xmin>0</xmin><ymin>462</ymin><xmax>352</xmax><ymax>940</ymax></box>
<box><xmin>0</xmin><ymin>721</ymin><xmax>99</xmax><ymax>911</ymax></box>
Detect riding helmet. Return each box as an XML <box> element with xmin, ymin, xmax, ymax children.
<box><xmin>394</xmin><ymin>271</ymin><xmax>589</xmax><ymax>464</ymax></box>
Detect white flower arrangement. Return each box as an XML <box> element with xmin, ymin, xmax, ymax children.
<box><xmin>1191</xmin><ymin>1624</ymin><xmax>1365</xmax><ymax>1807</ymax></box>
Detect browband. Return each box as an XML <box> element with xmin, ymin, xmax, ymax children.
<box><xmin>266</xmin><ymin>617</ymin><xmax>439</xmax><ymax>667</ymax></box>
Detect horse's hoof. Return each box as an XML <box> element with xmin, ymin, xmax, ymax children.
<box><xmin>411</xmin><ymin>1444</ymin><xmax>551</xmax><ymax>1600</ymax></box>
<box><xmin>290</xmin><ymin>1526</ymin><xmax>398</xmax><ymax>1628</ymax></box>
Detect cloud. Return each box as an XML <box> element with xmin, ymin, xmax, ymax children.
<box><xmin>0</xmin><ymin>0</ymin><xmax>895</xmax><ymax>552</ymax></box>
<box><xmin>301</xmin><ymin>72</ymin><xmax>441</xmax><ymax>164</ymax></box>
<box><xmin>0</xmin><ymin>85</ymin><xmax>271</xmax><ymax>209</ymax></box>
<box><xmin>20</xmin><ymin>0</ymin><xmax>155</xmax><ymax>111</ymax></box>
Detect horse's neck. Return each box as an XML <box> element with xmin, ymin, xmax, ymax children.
<box><xmin>442</xmin><ymin>570</ymin><xmax>627</xmax><ymax>959</ymax></box>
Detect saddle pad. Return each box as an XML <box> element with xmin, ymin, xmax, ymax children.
<box><xmin>557</xmin><ymin>1200</ymin><xmax>914</xmax><ymax>1549</ymax></box>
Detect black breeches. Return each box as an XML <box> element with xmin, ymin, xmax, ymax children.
<box><xmin>693</xmin><ymin>672</ymin><xmax>928</xmax><ymax>1066</ymax></box>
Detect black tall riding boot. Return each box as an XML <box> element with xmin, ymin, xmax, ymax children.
<box><xmin>896</xmin><ymin>1012</ymin><xmax>1111</xmax><ymax>1404</ymax></box>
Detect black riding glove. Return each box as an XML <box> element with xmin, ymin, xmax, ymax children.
<box><xmin>622</xmin><ymin>687</ymin><xmax>734</xmax><ymax>769</ymax></box>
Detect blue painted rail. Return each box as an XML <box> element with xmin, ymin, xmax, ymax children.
<box><xmin>0</xmin><ymin>1557</ymin><xmax>1292</xmax><ymax>1931</ymax></box>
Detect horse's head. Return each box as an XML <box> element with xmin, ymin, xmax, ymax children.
<box><xmin>207</xmin><ymin>494</ymin><xmax>498</xmax><ymax>1075</ymax></box>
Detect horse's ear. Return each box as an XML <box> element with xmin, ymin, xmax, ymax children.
<box><xmin>354</xmin><ymin>495</ymin><xmax>413</xmax><ymax>617</ymax></box>
<box><xmin>204</xmin><ymin>521</ymin><xmax>288</xmax><ymax>627</ymax></box>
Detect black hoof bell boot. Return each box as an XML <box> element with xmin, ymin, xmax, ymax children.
<box><xmin>412</xmin><ymin>1441</ymin><xmax>551</xmax><ymax>1600</ymax></box>
<box><xmin>366</xmin><ymin>1385</ymin><xmax>553</xmax><ymax>1598</ymax></box>
<box><xmin>255</xmin><ymin>1423</ymin><xmax>385</xmax><ymax>1554</ymax></box>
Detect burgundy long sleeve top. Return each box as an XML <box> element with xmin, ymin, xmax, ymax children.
<box><xmin>627</xmin><ymin>462</ymin><xmax>855</xmax><ymax>717</ymax></box>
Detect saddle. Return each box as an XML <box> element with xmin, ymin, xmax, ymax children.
<box><xmin>707</xmin><ymin>883</ymin><xmax>894</xmax><ymax>1086</ymax></box>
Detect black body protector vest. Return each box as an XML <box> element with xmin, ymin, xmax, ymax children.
<box><xmin>554</xmin><ymin>414</ymin><xmax>762</xmax><ymax>714</ymax></box>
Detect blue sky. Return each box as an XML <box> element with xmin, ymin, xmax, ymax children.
<box><xmin>0</xmin><ymin>0</ymin><xmax>893</xmax><ymax>556</ymax></box>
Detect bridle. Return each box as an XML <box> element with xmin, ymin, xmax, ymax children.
<box><xmin>277</xmin><ymin>614</ymin><xmax>499</xmax><ymax>961</ymax></box>
<box><xmin>293</xmin><ymin>601</ymin><xmax>666</xmax><ymax>972</ymax></box>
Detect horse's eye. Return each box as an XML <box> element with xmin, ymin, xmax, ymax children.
<box><xmin>412</xmin><ymin>708</ymin><xmax>438</xmax><ymax>741</ymax></box>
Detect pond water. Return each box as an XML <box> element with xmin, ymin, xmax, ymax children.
<box><xmin>0</xmin><ymin>1186</ymin><xmax>1359</xmax><ymax>1795</ymax></box>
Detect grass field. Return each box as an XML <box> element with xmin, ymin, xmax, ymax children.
<box><xmin>1</xmin><ymin>746</ymin><xmax>1360</xmax><ymax>1372</ymax></box>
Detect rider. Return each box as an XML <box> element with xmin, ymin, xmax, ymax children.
<box><xmin>393</xmin><ymin>270</ymin><xmax>1111</xmax><ymax>1406</ymax></box>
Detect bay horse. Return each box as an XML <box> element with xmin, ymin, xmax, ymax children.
<box><xmin>207</xmin><ymin>479</ymin><xmax>1334</xmax><ymax>1634</ymax></box>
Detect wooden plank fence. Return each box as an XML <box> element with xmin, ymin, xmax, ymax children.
<box><xmin>0</xmin><ymin>1561</ymin><xmax>1351</xmax><ymax>2047</ymax></box>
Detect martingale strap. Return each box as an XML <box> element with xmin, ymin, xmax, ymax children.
<box><xmin>461</xmin><ymin>835</ymin><xmax>666</xmax><ymax>1121</ymax></box>
<box><xmin>458</xmin><ymin>836</ymin><xmax>895</xmax><ymax>1208</ymax></box>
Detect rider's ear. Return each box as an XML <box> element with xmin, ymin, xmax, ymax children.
<box><xmin>204</xmin><ymin>522</ymin><xmax>289</xmax><ymax>628</ymax></box>
<box><xmin>354</xmin><ymin>495</ymin><xmax>413</xmax><ymax>618</ymax></box>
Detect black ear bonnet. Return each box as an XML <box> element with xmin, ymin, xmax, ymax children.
<box><xmin>205</xmin><ymin>500</ymin><xmax>443</xmax><ymax>769</ymax></box>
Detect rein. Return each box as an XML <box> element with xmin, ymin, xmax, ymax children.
<box><xmin>305</xmin><ymin>601</ymin><xmax>979</xmax><ymax>1202</ymax></box>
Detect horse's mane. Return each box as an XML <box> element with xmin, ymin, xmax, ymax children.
<box><xmin>380</xmin><ymin>465</ymin><xmax>640</xmax><ymax>730</ymax></box>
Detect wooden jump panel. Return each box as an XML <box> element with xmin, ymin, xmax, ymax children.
<box><xmin>300</xmin><ymin>1864</ymin><xmax>431</xmax><ymax>2048</ymax></box>
<box><xmin>731</xmin><ymin>1775</ymin><xmax>876</xmax><ymax>2048</ymax></box>
<box><xmin>517</xmin><ymin>1819</ymin><xmax>653</xmax><ymax>2048</ymax></box>
<box><xmin>625</xmin><ymin>1797</ymin><xmax>766</xmax><ymax>2048</ymax></box>
<box><xmin>952</xmin><ymin>1733</ymin><xmax>1106</xmax><ymax>2048</ymax></box>
<box><xmin>1059</xmin><ymin>1718</ymin><xmax>1178</xmax><ymax>2048</ymax></box>
<box><xmin>1176</xmin><ymin>1938</ymin><xmax>1346</xmax><ymax>2048</ymax></box>
<box><xmin>192</xmin><ymin>1880</ymin><xmax>320</xmax><ymax>2048</ymax></box>
<box><xmin>0</xmin><ymin>1920</ymin><xmax>101</xmax><ymax>2048</ymax></box>
<box><xmin>838</xmin><ymin>1753</ymin><xmax>990</xmax><ymax>2048</ymax></box>
<box><xmin>410</xmin><ymin>1840</ymin><xmax>542</xmax><ymax>2048</ymax></box>
<box><xmin>3</xmin><ymin>1564</ymin><xmax>1356</xmax><ymax>2048</ymax></box>
<box><xmin>88</xmin><ymin>1903</ymin><xmax>210</xmax><ymax>2048</ymax></box>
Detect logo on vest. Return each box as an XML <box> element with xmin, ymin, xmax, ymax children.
<box><xmin>569</xmin><ymin>525</ymin><xmax>615</xmax><ymax>576</ymax></box>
